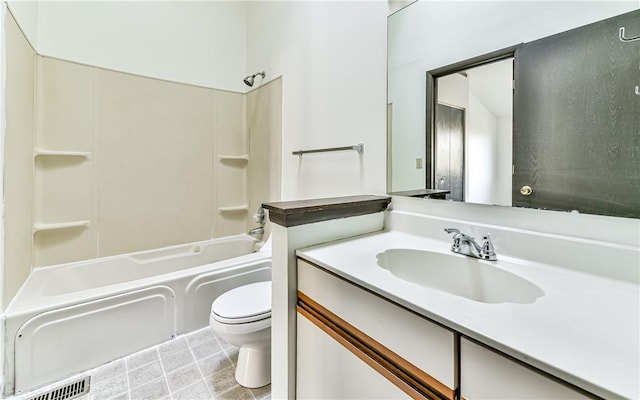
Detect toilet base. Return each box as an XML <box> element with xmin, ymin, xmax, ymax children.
<box><xmin>235</xmin><ymin>344</ymin><xmax>271</xmax><ymax>388</ymax></box>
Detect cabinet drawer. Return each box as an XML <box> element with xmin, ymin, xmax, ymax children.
<box><xmin>297</xmin><ymin>308</ymin><xmax>423</xmax><ymax>399</ymax></box>
<box><xmin>460</xmin><ymin>338</ymin><xmax>592</xmax><ymax>399</ymax></box>
<box><xmin>297</xmin><ymin>259</ymin><xmax>456</xmax><ymax>391</ymax></box>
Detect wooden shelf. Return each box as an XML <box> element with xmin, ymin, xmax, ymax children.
<box><xmin>263</xmin><ymin>195</ymin><xmax>392</xmax><ymax>227</ymax></box>
<box><xmin>34</xmin><ymin>149</ymin><xmax>91</xmax><ymax>159</ymax></box>
<box><xmin>218</xmin><ymin>205</ymin><xmax>249</xmax><ymax>213</ymax></box>
<box><xmin>33</xmin><ymin>220</ymin><xmax>91</xmax><ymax>233</ymax></box>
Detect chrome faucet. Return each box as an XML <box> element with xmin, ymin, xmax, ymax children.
<box><xmin>444</xmin><ymin>228</ymin><xmax>497</xmax><ymax>261</ymax></box>
<box><xmin>248</xmin><ymin>207</ymin><xmax>266</xmax><ymax>236</ymax></box>
<box><xmin>252</xmin><ymin>207</ymin><xmax>266</xmax><ymax>225</ymax></box>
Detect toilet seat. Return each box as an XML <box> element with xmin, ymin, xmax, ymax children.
<box><xmin>211</xmin><ymin>281</ymin><xmax>271</xmax><ymax>324</ymax></box>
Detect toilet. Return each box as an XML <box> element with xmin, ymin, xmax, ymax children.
<box><xmin>209</xmin><ymin>280</ymin><xmax>271</xmax><ymax>388</ymax></box>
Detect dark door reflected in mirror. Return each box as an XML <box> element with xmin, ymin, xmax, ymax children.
<box><xmin>434</xmin><ymin>104</ymin><xmax>465</xmax><ymax>201</ymax></box>
<box><xmin>513</xmin><ymin>12</ymin><xmax>640</xmax><ymax>217</ymax></box>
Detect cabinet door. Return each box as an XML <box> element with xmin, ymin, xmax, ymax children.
<box><xmin>297</xmin><ymin>310</ymin><xmax>415</xmax><ymax>399</ymax></box>
<box><xmin>460</xmin><ymin>338</ymin><xmax>592</xmax><ymax>399</ymax></box>
<box><xmin>297</xmin><ymin>259</ymin><xmax>456</xmax><ymax>391</ymax></box>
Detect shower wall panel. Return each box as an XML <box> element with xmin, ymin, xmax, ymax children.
<box><xmin>34</xmin><ymin>57</ymin><xmax>93</xmax><ymax>266</ymax></box>
<box><xmin>4</xmin><ymin>10</ymin><xmax>35</xmax><ymax>307</ymax></box>
<box><xmin>6</xmin><ymin>38</ymin><xmax>282</xmax><ymax>276</ymax></box>
<box><xmin>97</xmin><ymin>69</ymin><xmax>215</xmax><ymax>257</ymax></box>
<box><xmin>247</xmin><ymin>77</ymin><xmax>283</xmax><ymax>238</ymax></box>
<box><xmin>36</xmin><ymin>57</ymin><xmax>94</xmax><ymax>151</ymax></box>
<box><xmin>214</xmin><ymin>90</ymin><xmax>249</xmax><ymax>237</ymax></box>
<box><xmin>32</xmin><ymin>58</ymin><xmax>252</xmax><ymax>265</ymax></box>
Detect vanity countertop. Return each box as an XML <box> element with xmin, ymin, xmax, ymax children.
<box><xmin>296</xmin><ymin>231</ymin><xmax>639</xmax><ymax>399</ymax></box>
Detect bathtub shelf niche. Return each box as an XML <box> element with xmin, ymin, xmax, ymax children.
<box><xmin>218</xmin><ymin>205</ymin><xmax>249</xmax><ymax>213</ymax></box>
<box><xmin>32</xmin><ymin>150</ymin><xmax>93</xmax><ymax>266</ymax></box>
<box><xmin>218</xmin><ymin>155</ymin><xmax>249</xmax><ymax>162</ymax></box>
<box><xmin>33</xmin><ymin>220</ymin><xmax>91</xmax><ymax>233</ymax></box>
<box><xmin>34</xmin><ymin>149</ymin><xmax>92</xmax><ymax>159</ymax></box>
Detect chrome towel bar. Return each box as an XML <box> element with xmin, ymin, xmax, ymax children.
<box><xmin>292</xmin><ymin>143</ymin><xmax>364</xmax><ymax>156</ymax></box>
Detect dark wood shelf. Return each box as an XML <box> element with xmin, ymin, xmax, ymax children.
<box><xmin>263</xmin><ymin>195</ymin><xmax>391</xmax><ymax>227</ymax></box>
<box><xmin>389</xmin><ymin>189</ymin><xmax>450</xmax><ymax>199</ymax></box>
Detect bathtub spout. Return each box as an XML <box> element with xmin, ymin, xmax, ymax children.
<box><xmin>248</xmin><ymin>227</ymin><xmax>264</xmax><ymax>236</ymax></box>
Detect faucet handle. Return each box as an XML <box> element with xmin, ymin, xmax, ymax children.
<box><xmin>252</xmin><ymin>207</ymin><xmax>266</xmax><ymax>225</ymax></box>
<box><xmin>480</xmin><ymin>234</ymin><xmax>497</xmax><ymax>261</ymax></box>
<box><xmin>445</xmin><ymin>228</ymin><xmax>463</xmax><ymax>252</ymax></box>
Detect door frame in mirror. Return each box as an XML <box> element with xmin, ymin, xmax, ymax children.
<box><xmin>425</xmin><ymin>45</ymin><xmax>519</xmax><ymax>191</ymax></box>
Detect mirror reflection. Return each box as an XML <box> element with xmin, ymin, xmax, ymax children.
<box><xmin>387</xmin><ymin>1</ymin><xmax>640</xmax><ymax>218</ymax></box>
<box><xmin>433</xmin><ymin>58</ymin><xmax>513</xmax><ymax>206</ymax></box>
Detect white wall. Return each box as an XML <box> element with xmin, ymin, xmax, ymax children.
<box><xmin>438</xmin><ymin>74</ymin><xmax>468</xmax><ymax>110</ymax></box>
<box><xmin>246</xmin><ymin>1</ymin><xmax>388</xmax><ymax>200</ymax></box>
<box><xmin>12</xmin><ymin>1</ymin><xmax>248</xmax><ymax>92</ymax></box>
<box><xmin>466</xmin><ymin>92</ymin><xmax>496</xmax><ymax>204</ymax></box>
<box><xmin>466</xmin><ymin>61</ymin><xmax>512</xmax><ymax>206</ymax></box>
<box><xmin>388</xmin><ymin>1</ymin><xmax>638</xmax><ymax>192</ymax></box>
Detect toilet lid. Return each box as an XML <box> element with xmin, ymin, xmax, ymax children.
<box><xmin>212</xmin><ymin>281</ymin><xmax>271</xmax><ymax>324</ymax></box>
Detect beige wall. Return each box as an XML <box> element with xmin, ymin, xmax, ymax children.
<box><xmin>214</xmin><ymin>91</ymin><xmax>249</xmax><ymax>238</ymax></box>
<box><xmin>33</xmin><ymin>57</ymin><xmax>93</xmax><ymax>265</ymax></box>
<box><xmin>96</xmin><ymin>68</ymin><xmax>217</xmax><ymax>257</ymax></box>
<box><xmin>247</xmin><ymin>78</ymin><xmax>283</xmax><ymax>235</ymax></box>
<box><xmin>4</xmin><ymin>11</ymin><xmax>35</xmax><ymax>308</ymax></box>
<box><xmin>32</xmin><ymin>57</ymin><xmax>279</xmax><ymax>263</ymax></box>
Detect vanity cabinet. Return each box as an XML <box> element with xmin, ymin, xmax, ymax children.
<box><xmin>460</xmin><ymin>338</ymin><xmax>592</xmax><ymax>399</ymax></box>
<box><xmin>297</xmin><ymin>259</ymin><xmax>456</xmax><ymax>399</ymax></box>
<box><xmin>297</xmin><ymin>258</ymin><xmax>597</xmax><ymax>400</ymax></box>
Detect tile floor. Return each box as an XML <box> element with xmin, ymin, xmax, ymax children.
<box><xmin>13</xmin><ymin>327</ymin><xmax>270</xmax><ymax>400</ymax></box>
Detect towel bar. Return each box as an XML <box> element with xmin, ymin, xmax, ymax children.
<box><xmin>292</xmin><ymin>143</ymin><xmax>364</xmax><ymax>156</ymax></box>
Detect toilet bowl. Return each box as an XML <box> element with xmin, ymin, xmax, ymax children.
<box><xmin>209</xmin><ymin>280</ymin><xmax>271</xmax><ymax>388</ymax></box>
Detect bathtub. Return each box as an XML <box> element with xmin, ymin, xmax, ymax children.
<box><xmin>2</xmin><ymin>234</ymin><xmax>271</xmax><ymax>396</ymax></box>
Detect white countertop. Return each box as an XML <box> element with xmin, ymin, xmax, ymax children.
<box><xmin>296</xmin><ymin>231</ymin><xmax>640</xmax><ymax>399</ymax></box>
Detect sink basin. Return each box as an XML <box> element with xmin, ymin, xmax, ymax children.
<box><xmin>376</xmin><ymin>249</ymin><xmax>544</xmax><ymax>304</ymax></box>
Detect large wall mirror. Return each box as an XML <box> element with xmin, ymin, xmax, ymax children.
<box><xmin>387</xmin><ymin>1</ymin><xmax>639</xmax><ymax>218</ymax></box>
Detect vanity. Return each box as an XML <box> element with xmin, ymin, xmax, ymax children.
<box><xmin>264</xmin><ymin>195</ymin><xmax>639</xmax><ymax>400</ymax></box>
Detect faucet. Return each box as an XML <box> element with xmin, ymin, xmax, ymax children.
<box><xmin>248</xmin><ymin>207</ymin><xmax>266</xmax><ymax>236</ymax></box>
<box><xmin>252</xmin><ymin>207</ymin><xmax>266</xmax><ymax>225</ymax></box>
<box><xmin>444</xmin><ymin>228</ymin><xmax>497</xmax><ymax>261</ymax></box>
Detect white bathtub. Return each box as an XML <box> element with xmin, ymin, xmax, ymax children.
<box><xmin>2</xmin><ymin>234</ymin><xmax>271</xmax><ymax>396</ymax></box>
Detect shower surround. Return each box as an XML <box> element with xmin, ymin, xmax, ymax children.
<box><xmin>3</xmin><ymin>8</ymin><xmax>281</xmax><ymax>398</ymax></box>
<box><xmin>4</xmin><ymin>7</ymin><xmax>281</xmax><ymax>309</ymax></box>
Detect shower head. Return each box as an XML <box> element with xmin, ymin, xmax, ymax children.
<box><xmin>243</xmin><ymin>71</ymin><xmax>266</xmax><ymax>87</ymax></box>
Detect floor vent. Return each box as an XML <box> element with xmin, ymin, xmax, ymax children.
<box><xmin>28</xmin><ymin>377</ymin><xmax>90</xmax><ymax>400</ymax></box>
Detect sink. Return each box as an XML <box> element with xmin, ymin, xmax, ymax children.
<box><xmin>376</xmin><ymin>249</ymin><xmax>544</xmax><ymax>304</ymax></box>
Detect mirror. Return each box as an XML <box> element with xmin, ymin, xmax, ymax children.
<box><xmin>387</xmin><ymin>1</ymin><xmax>640</xmax><ymax>218</ymax></box>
